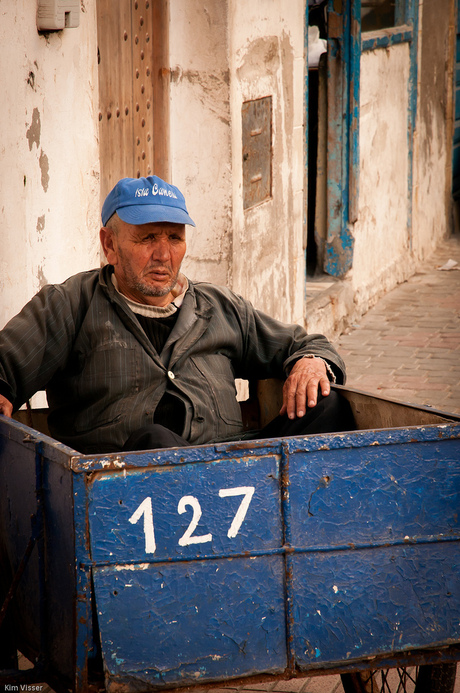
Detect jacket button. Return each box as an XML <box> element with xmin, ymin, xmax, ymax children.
<box><xmin>167</xmin><ymin>370</ymin><xmax>175</xmax><ymax>380</ymax></box>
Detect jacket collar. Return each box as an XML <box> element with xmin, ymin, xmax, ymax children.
<box><xmin>99</xmin><ymin>266</ymin><xmax>213</xmax><ymax>367</ymax></box>
<box><xmin>161</xmin><ymin>281</ymin><xmax>213</xmax><ymax>367</ymax></box>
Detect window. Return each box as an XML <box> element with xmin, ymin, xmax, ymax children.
<box><xmin>361</xmin><ymin>0</ymin><xmax>407</xmax><ymax>33</ymax></box>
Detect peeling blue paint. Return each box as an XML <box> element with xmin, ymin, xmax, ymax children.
<box><xmin>1</xmin><ymin>395</ymin><xmax>459</xmax><ymax>690</ymax></box>
<box><xmin>323</xmin><ymin>0</ymin><xmax>360</xmax><ymax>277</ymax></box>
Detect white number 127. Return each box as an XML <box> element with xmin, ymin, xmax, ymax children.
<box><xmin>128</xmin><ymin>486</ymin><xmax>255</xmax><ymax>554</ymax></box>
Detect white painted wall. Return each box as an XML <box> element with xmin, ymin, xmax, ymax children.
<box><xmin>411</xmin><ymin>0</ymin><xmax>454</xmax><ymax>261</ymax></box>
<box><xmin>0</xmin><ymin>0</ymin><xmax>454</xmax><ymax>346</ymax></box>
<box><xmin>170</xmin><ymin>0</ymin><xmax>306</xmax><ymax>326</ymax></box>
<box><xmin>0</xmin><ymin>0</ymin><xmax>100</xmax><ymax>329</ymax></box>
<box><xmin>169</xmin><ymin>0</ymin><xmax>233</xmax><ymax>290</ymax></box>
<box><xmin>349</xmin><ymin>0</ymin><xmax>454</xmax><ymax>321</ymax></box>
<box><xmin>351</xmin><ymin>43</ymin><xmax>413</xmax><ymax>310</ymax></box>
<box><xmin>230</xmin><ymin>0</ymin><xmax>306</xmax><ymax>325</ymax></box>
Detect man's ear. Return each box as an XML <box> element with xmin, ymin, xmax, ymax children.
<box><xmin>100</xmin><ymin>226</ymin><xmax>118</xmax><ymax>265</ymax></box>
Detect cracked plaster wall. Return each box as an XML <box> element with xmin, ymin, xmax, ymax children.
<box><xmin>350</xmin><ymin>0</ymin><xmax>454</xmax><ymax>316</ymax></box>
<box><xmin>0</xmin><ymin>0</ymin><xmax>100</xmax><ymax>329</ymax></box>
<box><xmin>171</xmin><ymin>0</ymin><xmax>306</xmax><ymax>326</ymax></box>
<box><xmin>351</xmin><ymin>43</ymin><xmax>412</xmax><ymax>310</ymax></box>
<box><xmin>412</xmin><ymin>0</ymin><xmax>454</xmax><ymax>261</ymax></box>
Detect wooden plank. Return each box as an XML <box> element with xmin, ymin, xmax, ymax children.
<box><xmin>96</xmin><ymin>0</ymin><xmax>170</xmax><ymax>202</ymax></box>
<box><xmin>152</xmin><ymin>0</ymin><xmax>170</xmax><ymax>180</ymax></box>
<box><xmin>97</xmin><ymin>0</ymin><xmax>134</xmax><ymax>201</ymax></box>
<box><xmin>325</xmin><ymin>0</ymin><xmax>355</xmax><ymax>277</ymax></box>
<box><xmin>132</xmin><ymin>0</ymin><xmax>155</xmax><ymax>178</ymax></box>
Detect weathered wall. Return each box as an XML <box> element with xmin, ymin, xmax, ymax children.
<box><xmin>0</xmin><ymin>0</ymin><xmax>100</xmax><ymax>329</ymax></box>
<box><xmin>351</xmin><ymin>0</ymin><xmax>455</xmax><ymax>315</ymax></box>
<box><xmin>230</xmin><ymin>0</ymin><xmax>306</xmax><ymax>325</ymax></box>
<box><xmin>351</xmin><ymin>42</ymin><xmax>412</xmax><ymax>310</ymax></box>
<box><xmin>169</xmin><ymin>0</ymin><xmax>232</xmax><ymax>290</ymax></box>
<box><xmin>171</xmin><ymin>0</ymin><xmax>306</xmax><ymax>325</ymax></box>
<box><xmin>1</xmin><ymin>0</ymin><xmax>455</xmax><ymax>346</ymax></box>
<box><xmin>309</xmin><ymin>0</ymin><xmax>456</xmax><ymax>339</ymax></box>
<box><xmin>412</xmin><ymin>0</ymin><xmax>454</xmax><ymax>260</ymax></box>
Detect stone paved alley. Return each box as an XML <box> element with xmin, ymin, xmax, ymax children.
<box><xmin>336</xmin><ymin>235</ymin><xmax>460</xmax><ymax>415</ymax></box>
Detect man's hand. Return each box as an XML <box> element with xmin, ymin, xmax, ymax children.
<box><xmin>0</xmin><ymin>394</ymin><xmax>13</xmax><ymax>418</ymax></box>
<box><xmin>279</xmin><ymin>357</ymin><xmax>330</xmax><ymax>419</ymax></box>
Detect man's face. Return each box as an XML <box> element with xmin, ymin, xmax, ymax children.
<box><xmin>101</xmin><ymin>220</ymin><xmax>187</xmax><ymax>306</ymax></box>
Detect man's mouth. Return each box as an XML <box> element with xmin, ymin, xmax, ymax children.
<box><xmin>146</xmin><ymin>268</ymin><xmax>170</xmax><ymax>279</ymax></box>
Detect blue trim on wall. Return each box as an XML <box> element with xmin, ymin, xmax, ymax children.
<box><xmin>311</xmin><ymin>0</ymin><xmax>418</xmax><ymax>278</ymax></box>
<box><xmin>323</xmin><ymin>0</ymin><xmax>361</xmax><ymax>278</ymax></box>
<box><xmin>362</xmin><ymin>27</ymin><xmax>413</xmax><ymax>52</ymax></box>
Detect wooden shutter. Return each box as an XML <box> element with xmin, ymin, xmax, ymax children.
<box><xmin>97</xmin><ymin>0</ymin><xmax>170</xmax><ymax>203</ymax></box>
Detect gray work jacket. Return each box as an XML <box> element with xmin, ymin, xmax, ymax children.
<box><xmin>0</xmin><ymin>266</ymin><xmax>346</xmax><ymax>453</ymax></box>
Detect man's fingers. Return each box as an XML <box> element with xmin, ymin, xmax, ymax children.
<box><xmin>295</xmin><ymin>378</ymin><xmax>308</xmax><ymax>417</ymax></box>
<box><xmin>279</xmin><ymin>357</ymin><xmax>331</xmax><ymax>419</ymax></box>
<box><xmin>281</xmin><ymin>373</ymin><xmax>313</xmax><ymax>419</ymax></box>
<box><xmin>320</xmin><ymin>376</ymin><xmax>331</xmax><ymax>397</ymax></box>
<box><xmin>281</xmin><ymin>379</ymin><xmax>298</xmax><ymax>419</ymax></box>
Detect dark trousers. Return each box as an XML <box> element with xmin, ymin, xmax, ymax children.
<box><xmin>122</xmin><ymin>390</ymin><xmax>355</xmax><ymax>452</ymax></box>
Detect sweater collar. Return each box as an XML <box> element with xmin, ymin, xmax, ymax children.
<box><xmin>110</xmin><ymin>272</ymin><xmax>189</xmax><ymax>318</ymax></box>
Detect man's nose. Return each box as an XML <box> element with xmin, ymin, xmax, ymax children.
<box><xmin>151</xmin><ymin>237</ymin><xmax>170</xmax><ymax>262</ymax></box>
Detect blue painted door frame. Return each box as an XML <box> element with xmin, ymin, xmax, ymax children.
<box><xmin>307</xmin><ymin>0</ymin><xmax>419</xmax><ymax>278</ymax></box>
<box><xmin>324</xmin><ymin>0</ymin><xmax>360</xmax><ymax>277</ymax></box>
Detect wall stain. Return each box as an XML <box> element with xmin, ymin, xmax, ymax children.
<box><xmin>36</xmin><ymin>215</ymin><xmax>45</xmax><ymax>235</ymax></box>
<box><xmin>37</xmin><ymin>265</ymin><xmax>48</xmax><ymax>289</ymax></box>
<box><xmin>26</xmin><ymin>108</ymin><xmax>41</xmax><ymax>151</ymax></box>
<box><xmin>171</xmin><ymin>68</ymin><xmax>230</xmax><ymax>125</ymax></box>
<box><xmin>39</xmin><ymin>149</ymin><xmax>49</xmax><ymax>192</ymax></box>
<box><xmin>236</xmin><ymin>36</ymin><xmax>280</xmax><ymax>82</ymax></box>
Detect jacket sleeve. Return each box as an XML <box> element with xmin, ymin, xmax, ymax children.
<box><xmin>0</xmin><ymin>280</ymin><xmax>85</xmax><ymax>410</ymax></box>
<box><xmin>235</xmin><ymin>298</ymin><xmax>347</xmax><ymax>384</ymax></box>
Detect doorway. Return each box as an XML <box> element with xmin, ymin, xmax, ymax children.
<box><xmin>96</xmin><ymin>0</ymin><xmax>170</xmax><ymax>202</ymax></box>
<box><xmin>306</xmin><ymin>0</ymin><xmax>360</xmax><ymax>280</ymax></box>
<box><xmin>306</xmin><ymin>0</ymin><xmax>328</xmax><ymax>277</ymax></box>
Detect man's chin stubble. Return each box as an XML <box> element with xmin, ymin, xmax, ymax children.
<box><xmin>135</xmin><ymin>277</ymin><xmax>177</xmax><ymax>298</ymax></box>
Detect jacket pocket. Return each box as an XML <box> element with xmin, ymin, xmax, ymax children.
<box><xmin>190</xmin><ymin>354</ymin><xmax>242</xmax><ymax>425</ymax></box>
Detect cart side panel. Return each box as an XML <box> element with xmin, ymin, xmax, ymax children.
<box><xmin>0</xmin><ymin>432</ymin><xmax>42</xmax><ymax>656</ymax></box>
<box><xmin>94</xmin><ymin>556</ymin><xmax>287</xmax><ymax>690</ymax></box>
<box><xmin>88</xmin><ymin>452</ymin><xmax>286</xmax><ymax>689</ymax></box>
<box><xmin>293</xmin><ymin>542</ymin><xmax>460</xmax><ymax>667</ymax></box>
<box><xmin>288</xmin><ymin>437</ymin><xmax>460</xmax><ymax>666</ymax></box>
<box><xmin>289</xmin><ymin>438</ymin><xmax>460</xmax><ymax>547</ymax></box>
<box><xmin>45</xmin><ymin>451</ymin><xmax>77</xmax><ymax>680</ymax></box>
<box><xmin>88</xmin><ymin>454</ymin><xmax>282</xmax><ymax>563</ymax></box>
<box><xmin>0</xmin><ymin>418</ymin><xmax>77</xmax><ymax>680</ymax></box>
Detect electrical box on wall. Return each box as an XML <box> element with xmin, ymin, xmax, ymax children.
<box><xmin>242</xmin><ymin>96</ymin><xmax>272</xmax><ymax>210</ymax></box>
<box><xmin>37</xmin><ymin>0</ymin><xmax>80</xmax><ymax>31</ymax></box>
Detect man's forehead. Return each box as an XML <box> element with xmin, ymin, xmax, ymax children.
<box><xmin>123</xmin><ymin>221</ymin><xmax>186</xmax><ymax>236</ymax></box>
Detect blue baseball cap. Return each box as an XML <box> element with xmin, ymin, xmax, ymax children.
<box><xmin>101</xmin><ymin>176</ymin><xmax>196</xmax><ymax>227</ymax></box>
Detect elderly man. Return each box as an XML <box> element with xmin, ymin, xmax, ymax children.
<box><xmin>0</xmin><ymin>176</ymin><xmax>352</xmax><ymax>454</ymax></box>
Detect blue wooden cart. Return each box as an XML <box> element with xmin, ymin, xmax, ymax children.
<box><xmin>0</xmin><ymin>384</ymin><xmax>459</xmax><ymax>693</ymax></box>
